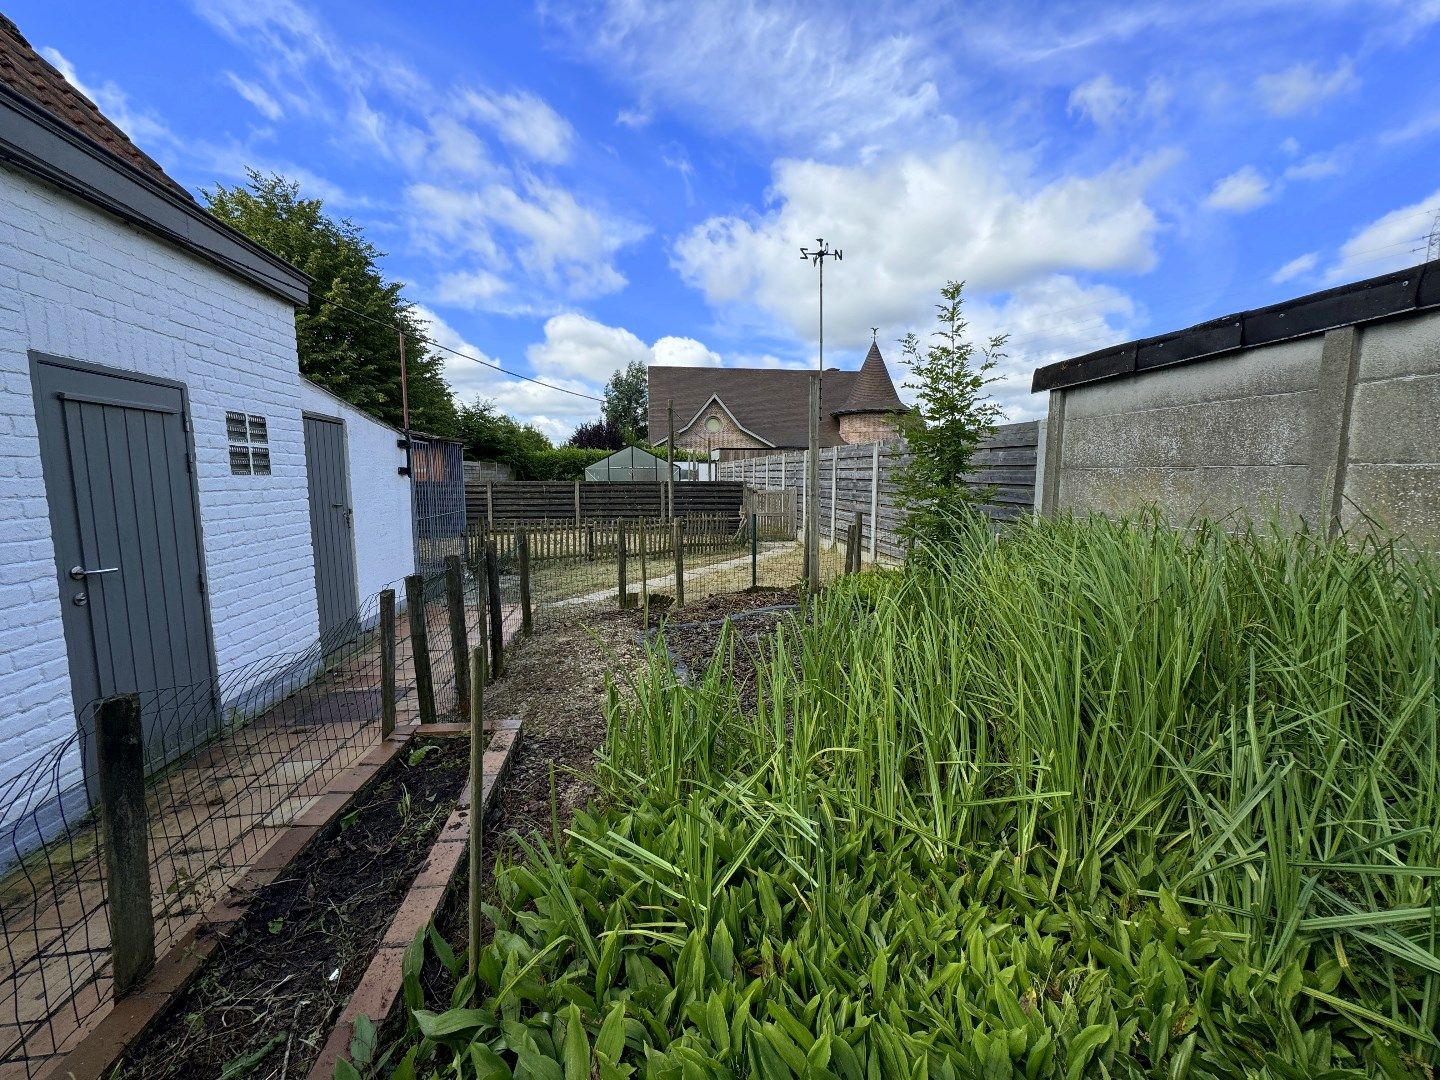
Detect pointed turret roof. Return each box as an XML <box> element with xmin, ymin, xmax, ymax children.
<box><xmin>833</xmin><ymin>341</ymin><xmax>907</xmax><ymax>416</ymax></box>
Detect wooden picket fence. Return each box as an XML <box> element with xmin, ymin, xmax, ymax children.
<box><xmin>465</xmin><ymin>513</ymin><xmax>743</xmax><ymax>563</ymax></box>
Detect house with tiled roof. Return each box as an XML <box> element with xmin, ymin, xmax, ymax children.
<box><xmin>0</xmin><ymin>12</ymin><xmax>418</xmax><ymax>848</ymax></box>
<box><xmin>648</xmin><ymin>338</ymin><xmax>909</xmax><ymax>460</ymax></box>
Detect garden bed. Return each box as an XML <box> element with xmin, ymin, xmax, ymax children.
<box><xmin>116</xmin><ymin>735</ymin><xmax>470</xmax><ymax>1079</ymax></box>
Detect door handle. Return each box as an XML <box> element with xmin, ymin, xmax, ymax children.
<box><xmin>69</xmin><ymin>565</ymin><xmax>119</xmax><ymax>581</ymax></box>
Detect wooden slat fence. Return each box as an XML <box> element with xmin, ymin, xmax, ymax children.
<box><xmin>717</xmin><ymin>422</ymin><xmax>1039</xmax><ymax>561</ymax></box>
<box><xmin>466</xmin><ymin>513</ymin><xmax>742</xmax><ymax>563</ymax></box>
<box><xmin>465</xmin><ymin>480</ymin><xmax>744</xmax><ymax>526</ymax></box>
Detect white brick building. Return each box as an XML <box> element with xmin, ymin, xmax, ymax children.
<box><xmin>0</xmin><ymin>16</ymin><xmax>412</xmax><ymax>826</ymax></box>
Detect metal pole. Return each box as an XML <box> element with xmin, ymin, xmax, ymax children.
<box><xmin>806</xmin><ymin>374</ymin><xmax>820</xmax><ymax>593</ymax></box>
<box><xmin>751</xmin><ymin>513</ymin><xmax>758</xmax><ymax>590</ymax></box>
<box><xmin>667</xmin><ymin>400</ymin><xmax>676</xmax><ymax>519</ymax></box>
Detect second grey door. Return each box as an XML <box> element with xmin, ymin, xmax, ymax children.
<box><xmin>303</xmin><ymin>415</ymin><xmax>359</xmax><ymax>645</ymax></box>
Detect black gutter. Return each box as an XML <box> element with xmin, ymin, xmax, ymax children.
<box><xmin>0</xmin><ymin>83</ymin><xmax>310</xmax><ymax>307</ymax></box>
<box><xmin>1032</xmin><ymin>259</ymin><xmax>1440</xmax><ymax>394</ymax></box>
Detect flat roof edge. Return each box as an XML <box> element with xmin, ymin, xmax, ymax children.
<box><xmin>1031</xmin><ymin>259</ymin><xmax>1440</xmax><ymax>394</ymax></box>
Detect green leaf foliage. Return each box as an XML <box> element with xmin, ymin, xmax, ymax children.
<box><xmin>380</xmin><ymin>513</ymin><xmax>1440</xmax><ymax>1078</ymax></box>
<box><xmin>893</xmin><ymin>280</ymin><xmax>1004</xmax><ymax>546</ymax></box>
<box><xmin>204</xmin><ymin>171</ymin><xmax>457</xmax><ymax>437</ymax></box>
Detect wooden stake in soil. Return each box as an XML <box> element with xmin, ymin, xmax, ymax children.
<box><xmin>379</xmin><ymin>588</ymin><xmax>396</xmax><ymax>740</ymax></box>
<box><xmin>516</xmin><ymin>529</ymin><xmax>533</xmax><ymax>636</ymax></box>
<box><xmin>405</xmin><ymin>574</ymin><xmax>437</xmax><ymax>725</ymax></box>
<box><xmin>484</xmin><ymin>541</ymin><xmax>504</xmax><ymax>679</ymax></box>
<box><xmin>467</xmin><ymin>644</ymin><xmax>486</xmax><ymax>978</ymax></box>
<box><xmin>844</xmin><ymin>512</ymin><xmax>859</xmax><ymax>575</ymax></box>
<box><xmin>444</xmin><ymin>555</ymin><xmax>470</xmax><ymax>719</ymax></box>
<box><xmin>672</xmin><ymin>519</ymin><xmax>685</xmax><ymax>608</ymax></box>
<box><xmin>96</xmin><ymin>694</ymin><xmax>155</xmax><ymax>998</ymax></box>
<box><xmin>617</xmin><ymin>521</ymin><xmax>628</xmax><ymax>610</ymax></box>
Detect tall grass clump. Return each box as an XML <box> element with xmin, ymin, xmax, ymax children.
<box><xmin>384</xmin><ymin>513</ymin><xmax>1439</xmax><ymax>1079</ymax></box>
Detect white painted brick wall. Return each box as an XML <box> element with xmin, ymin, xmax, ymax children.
<box><xmin>0</xmin><ymin>166</ymin><xmax>319</xmax><ymax>803</ymax></box>
<box><xmin>297</xmin><ymin>379</ymin><xmax>416</xmax><ymax>600</ymax></box>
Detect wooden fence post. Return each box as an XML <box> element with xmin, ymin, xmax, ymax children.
<box><xmin>617</xmin><ymin>523</ymin><xmax>628</xmax><ymax>609</ymax></box>
<box><xmin>96</xmin><ymin>694</ymin><xmax>155</xmax><ymax>998</ymax></box>
<box><xmin>639</xmin><ymin>519</ymin><xmax>650</xmax><ymax>622</ymax></box>
<box><xmin>573</xmin><ymin>480</ymin><xmax>581</xmax><ymax>526</ymax></box>
<box><xmin>444</xmin><ymin>555</ymin><xmax>470</xmax><ymax>719</ymax></box>
<box><xmin>844</xmin><ymin>514</ymin><xmax>858</xmax><ymax>575</ymax></box>
<box><xmin>485</xmin><ymin>483</ymin><xmax>494</xmax><ymax>530</ymax></box>
<box><xmin>516</xmin><ymin>529</ymin><xmax>533</xmax><ymax>636</ymax></box>
<box><xmin>870</xmin><ymin>442</ymin><xmax>880</xmax><ymax>561</ymax></box>
<box><xmin>379</xmin><ymin>588</ymin><xmax>397</xmax><ymax>740</ymax></box>
<box><xmin>405</xmin><ymin>574</ymin><xmax>437</xmax><ymax>725</ymax></box>
<box><xmin>484</xmin><ymin>541</ymin><xmax>504</xmax><ymax>679</ymax></box>
<box><xmin>672</xmin><ymin>519</ymin><xmax>685</xmax><ymax>609</ymax></box>
<box><xmin>467</xmin><ymin>644</ymin><xmax>486</xmax><ymax>978</ymax></box>
<box><xmin>586</xmin><ymin>523</ymin><xmax>595</xmax><ymax>562</ymax></box>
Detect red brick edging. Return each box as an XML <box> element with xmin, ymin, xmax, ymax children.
<box><xmin>305</xmin><ymin>715</ymin><xmax>523</xmax><ymax>1079</ymax></box>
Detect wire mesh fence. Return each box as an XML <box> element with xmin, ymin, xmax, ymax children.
<box><xmin>0</xmin><ymin>564</ymin><xmax>489</xmax><ymax>1076</ymax></box>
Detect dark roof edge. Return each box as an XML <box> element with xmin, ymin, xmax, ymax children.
<box><xmin>1031</xmin><ymin>259</ymin><xmax>1440</xmax><ymax>394</ymax></box>
<box><xmin>0</xmin><ymin>83</ymin><xmax>310</xmax><ymax>307</ymax></box>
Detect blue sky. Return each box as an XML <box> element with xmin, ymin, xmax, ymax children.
<box><xmin>11</xmin><ymin>0</ymin><xmax>1440</xmax><ymax>436</ymax></box>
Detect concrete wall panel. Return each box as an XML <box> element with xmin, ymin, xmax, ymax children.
<box><xmin>1341</xmin><ymin>464</ymin><xmax>1440</xmax><ymax>545</ymax></box>
<box><xmin>1356</xmin><ymin>312</ymin><xmax>1440</xmax><ymax>381</ymax></box>
<box><xmin>1346</xmin><ymin>374</ymin><xmax>1440</xmax><ymax>465</ymax></box>
<box><xmin>1059</xmin><ymin>466</ymin><xmax>1311</xmax><ymax>523</ymax></box>
<box><xmin>1064</xmin><ymin>337</ymin><xmax>1322</xmax><ymax>420</ymax></box>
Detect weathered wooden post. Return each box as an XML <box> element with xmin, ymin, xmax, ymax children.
<box><xmin>617</xmin><ymin>522</ymin><xmax>628</xmax><ymax>609</ymax></box>
<box><xmin>405</xmin><ymin>574</ymin><xmax>437</xmax><ymax>725</ymax></box>
<box><xmin>639</xmin><ymin>518</ymin><xmax>650</xmax><ymax>622</ymax></box>
<box><xmin>516</xmin><ymin>529</ymin><xmax>533</xmax><ymax>636</ymax></box>
<box><xmin>586</xmin><ymin>522</ymin><xmax>595</xmax><ymax>562</ymax></box>
<box><xmin>379</xmin><ymin>588</ymin><xmax>397</xmax><ymax>740</ymax></box>
<box><xmin>484</xmin><ymin>541</ymin><xmax>504</xmax><ymax>679</ymax></box>
<box><xmin>851</xmin><ymin>510</ymin><xmax>864</xmax><ymax>573</ymax></box>
<box><xmin>844</xmin><ymin>514</ymin><xmax>859</xmax><ymax>575</ymax></box>
<box><xmin>671</xmin><ymin>519</ymin><xmax>685</xmax><ymax>609</ymax></box>
<box><xmin>444</xmin><ymin>555</ymin><xmax>470</xmax><ymax>719</ymax></box>
<box><xmin>467</xmin><ymin>644</ymin><xmax>486</xmax><ymax>977</ymax></box>
<box><xmin>96</xmin><ymin>694</ymin><xmax>155</xmax><ymax>997</ymax></box>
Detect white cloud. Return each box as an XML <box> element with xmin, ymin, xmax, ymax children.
<box><xmin>1327</xmin><ymin>188</ymin><xmax>1440</xmax><ymax>281</ymax></box>
<box><xmin>526</xmin><ymin>313</ymin><xmax>651</xmax><ymax>380</ymax></box>
<box><xmin>1255</xmin><ymin>58</ymin><xmax>1358</xmax><ymax>117</ymax></box>
<box><xmin>415</xmin><ymin>306</ymin><xmax>601</xmax><ymax>442</ymax></box>
<box><xmin>615</xmin><ymin>104</ymin><xmax>652</xmax><ymax>128</ymax></box>
<box><xmin>223</xmin><ymin>71</ymin><xmax>284</xmax><ymax>121</ymax></box>
<box><xmin>651</xmin><ymin>336</ymin><xmax>723</xmax><ymax>367</ymax></box>
<box><xmin>1203</xmin><ymin>166</ymin><xmax>1272</xmax><ymax>212</ymax></box>
<box><xmin>548</xmin><ymin>0</ymin><xmax>945</xmax><ymax>152</ymax></box>
<box><xmin>463</xmin><ymin>90</ymin><xmax>574</xmax><ymax>164</ymax></box>
<box><xmin>1066</xmin><ymin>73</ymin><xmax>1169</xmax><ymax>128</ymax></box>
<box><xmin>1272</xmin><ymin>252</ymin><xmax>1318</xmax><ymax>283</ymax></box>
<box><xmin>1068</xmin><ymin>74</ymin><xmax>1131</xmax><ymax>127</ymax></box>
<box><xmin>672</xmin><ymin>144</ymin><xmax>1168</xmax><ymax>350</ymax></box>
<box><xmin>1283</xmin><ymin>150</ymin><xmax>1345</xmax><ymax>181</ymax></box>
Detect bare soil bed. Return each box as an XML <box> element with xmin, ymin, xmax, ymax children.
<box><xmin>116</xmin><ymin>736</ymin><xmax>469</xmax><ymax>1080</ymax></box>
<box><xmin>649</xmin><ymin>587</ymin><xmax>801</xmax><ymax>707</ymax></box>
<box><xmin>410</xmin><ymin>591</ymin><xmax>795</xmax><ymax>1016</ymax></box>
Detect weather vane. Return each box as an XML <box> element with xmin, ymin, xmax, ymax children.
<box><xmin>799</xmin><ymin>238</ymin><xmax>843</xmax><ymax>372</ymax></box>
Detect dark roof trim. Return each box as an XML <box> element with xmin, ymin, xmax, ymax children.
<box><xmin>0</xmin><ymin>83</ymin><xmax>310</xmax><ymax>307</ymax></box>
<box><xmin>1032</xmin><ymin>259</ymin><xmax>1440</xmax><ymax>394</ymax></box>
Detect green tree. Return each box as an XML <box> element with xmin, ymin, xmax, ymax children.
<box><xmin>204</xmin><ymin>171</ymin><xmax>457</xmax><ymax>435</ymax></box>
<box><xmin>894</xmin><ymin>281</ymin><xmax>1004</xmax><ymax>546</ymax></box>
<box><xmin>602</xmin><ymin>360</ymin><xmax>648</xmax><ymax>441</ymax></box>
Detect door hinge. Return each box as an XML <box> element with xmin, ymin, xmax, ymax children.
<box><xmin>181</xmin><ymin>411</ymin><xmax>190</xmax><ymax>432</ymax></box>
<box><xmin>198</xmin><ymin>573</ymin><xmax>205</xmax><ymax>594</ymax></box>
<box><xmin>185</xmin><ymin>452</ymin><xmax>194</xmax><ymax>474</ymax></box>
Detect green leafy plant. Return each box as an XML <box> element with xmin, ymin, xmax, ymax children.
<box><xmin>370</xmin><ymin>514</ymin><xmax>1440</xmax><ymax>1078</ymax></box>
<box><xmin>893</xmin><ymin>280</ymin><xmax>1004</xmax><ymax>547</ymax></box>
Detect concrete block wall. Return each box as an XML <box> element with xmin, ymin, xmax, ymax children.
<box><xmin>0</xmin><ymin>165</ymin><xmax>318</xmax><ymax>801</ymax></box>
<box><xmin>1040</xmin><ymin>307</ymin><xmax>1440</xmax><ymax>544</ymax></box>
<box><xmin>297</xmin><ymin>380</ymin><xmax>415</xmax><ymax>601</ymax></box>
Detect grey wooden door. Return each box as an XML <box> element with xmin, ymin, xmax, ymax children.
<box><xmin>31</xmin><ymin>355</ymin><xmax>218</xmax><ymax>758</ymax></box>
<box><xmin>303</xmin><ymin>414</ymin><xmax>359</xmax><ymax>645</ymax></box>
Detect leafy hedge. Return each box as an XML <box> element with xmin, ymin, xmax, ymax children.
<box><xmin>370</xmin><ymin>514</ymin><xmax>1439</xmax><ymax>1079</ymax></box>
